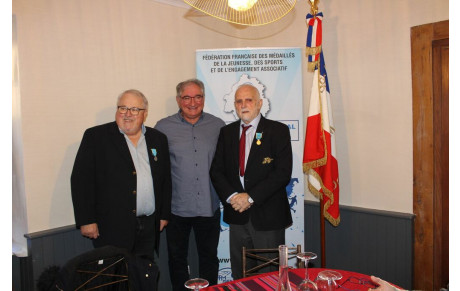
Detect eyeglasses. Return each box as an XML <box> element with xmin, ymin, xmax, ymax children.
<box><xmin>337</xmin><ymin>276</ymin><xmax>378</xmax><ymax>291</ymax></box>
<box><xmin>117</xmin><ymin>106</ymin><xmax>146</xmax><ymax>116</ymax></box>
<box><xmin>180</xmin><ymin>95</ymin><xmax>204</xmax><ymax>103</ymax></box>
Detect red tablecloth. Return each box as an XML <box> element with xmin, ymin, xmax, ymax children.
<box><xmin>204</xmin><ymin>268</ymin><xmax>385</xmax><ymax>291</ymax></box>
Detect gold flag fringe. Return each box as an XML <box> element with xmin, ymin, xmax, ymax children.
<box><xmin>302</xmin><ymin>116</ymin><xmax>328</xmax><ymax>173</ymax></box>
<box><xmin>307</xmin><ymin>61</ymin><xmax>318</xmax><ymax>72</ymax></box>
<box><xmin>306</xmin><ymin>45</ymin><xmax>322</xmax><ymax>56</ymax></box>
<box><xmin>307</xmin><ymin>169</ymin><xmax>340</xmax><ymax>226</ymax></box>
<box><xmin>306</xmin><ymin>43</ymin><xmax>321</xmax><ymax>72</ymax></box>
<box><xmin>302</xmin><ymin>155</ymin><xmax>326</xmax><ymax>173</ymax></box>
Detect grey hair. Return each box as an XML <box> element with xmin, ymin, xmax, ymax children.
<box><xmin>176</xmin><ymin>79</ymin><xmax>205</xmax><ymax>98</ymax></box>
<box><xmin>117</xmin><ymin>89</ymin><xmax>149</xmax><ymax>109</ymax></box>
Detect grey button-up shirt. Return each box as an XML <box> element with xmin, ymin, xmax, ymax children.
<box><xmin>155</xmin><ymin>111</ymin><xmax>225</xmax><ymax>217</ymax></box>
<box><xmin>121</xmin><ymin>124</ymin><xmax>155</xmax><ymax>216</ymax></box>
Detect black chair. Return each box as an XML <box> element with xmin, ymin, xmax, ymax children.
<box><xmin>242</xmin><ymin>245</ymin><xmax>303</xmax><ymax>278</ymax></box>
<box><xmin>53</xmin><ymin>245</ymin><xmax>158</xmax><ymax>290</ymax></box>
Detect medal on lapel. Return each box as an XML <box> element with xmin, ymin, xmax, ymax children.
<box><xmin>256</xmin><ymin>132</ymin><xmax>262</xmax><ymax>145</ymax></box>
<box><xmin>151</xmin><ymin>148</ymin><xmax>158</xmax><ymax>161</ymax></box>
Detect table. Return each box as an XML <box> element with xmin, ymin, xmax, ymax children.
<box><xmin>204</xmin><ymin>268</ymin><xmax>388</xmax><ymax>290</ymax></box>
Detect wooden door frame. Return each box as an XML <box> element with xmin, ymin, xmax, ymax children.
<box><xmin>411</xmin><ymin>20</ymin><xmax>448</xmax><ymax>290</ymax></box>
<box><xmin>432</xmin><ymin>37</ymin><xmax>449</xmax><ymax>289</ymax></box>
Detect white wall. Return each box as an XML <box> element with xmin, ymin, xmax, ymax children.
<box><xmin>12</xmin><ymin>0</ymin><xmax>448</xmax><ymax>234</ymax></box>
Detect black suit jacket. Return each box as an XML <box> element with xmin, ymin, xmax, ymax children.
<box><xmin>71</xmin><ymin>121</ymin><xmax>172</xmax><ymax>252</ymax></box>
<box><xmin>210</xmin><ymin>116</ymin><xmax>293</xmax><ymax>231</ymax></box>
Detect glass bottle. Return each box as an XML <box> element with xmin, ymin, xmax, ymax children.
<box><xmin>276</xmin><ymin>245</ymin><xmax>292</xmax><ymax>291</ymax></box>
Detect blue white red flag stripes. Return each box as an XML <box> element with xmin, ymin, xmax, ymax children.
<box><xmin>305</xmin><ymin>12</ymin><xmax>323</xmax><ymax>71</ymax></box>
<box><xmin>303</xmin><ymin>12</ymin><xmax>340</xmax><ymax>226</ymax></box>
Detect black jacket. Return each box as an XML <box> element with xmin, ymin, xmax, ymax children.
<box><xmin>71</xmin><ymin>122</ymin><xmax>172</xmax><ymax>252</ymax></box>
<box><xmin>210</xmin><ymin>116</ymin><xmax>293</xmax><ymax>230</ymax></box>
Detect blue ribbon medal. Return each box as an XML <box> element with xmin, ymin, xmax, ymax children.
<box><xmin>151</xmin><ymin>148</ymin><xmax>158</xmax><ymax>161</ymax></box>
<box><xmin>256</xmin><ymin>132</ymin><xmax>262</xmax><ymax>145</ymax></box>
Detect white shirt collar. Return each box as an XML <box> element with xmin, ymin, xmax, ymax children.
<box><xmin>240</xmin><ymin>113</ymin><xmax>261</xmax><ymax>130</ymax></box>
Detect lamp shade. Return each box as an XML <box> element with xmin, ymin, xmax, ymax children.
<box><xmin>183</xmin><ymin>0</ymin><xmax>296</xmax><ymax>26</ymax></box>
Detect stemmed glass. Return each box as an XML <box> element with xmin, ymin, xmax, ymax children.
<box><xmin>316</xmin><ymin>270</ymin><xmax>342</xmax><ymax>291</ymax></box>
<box><xmin>296</xmin><ymin>252</ymin><xmax>318</xmax><ymax>291</ymax></box>
<box><xmin>184</xmin><ymin>278</ymin><xmax>209</xmax><ymax>291</ymax></box>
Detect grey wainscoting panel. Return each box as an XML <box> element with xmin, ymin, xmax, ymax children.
<box><xmin>304</xmin><ymin>201</ymin><xmax>414</xmax><ymax>290</ymax></box>
<box><xmin>23</xmin><ymin>225</ymin><xmax>94</xmax><ymax>290</ymax></box>
<box><xmin>18</xmin><ymin>225</ymin><xmax>195</xmax><ymax>290</ymax></box>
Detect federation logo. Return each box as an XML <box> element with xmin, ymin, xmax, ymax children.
<box><xmin>218</xmin><ymin>267</ymin><xmax>233</xmax><ymax>283</ymax></box>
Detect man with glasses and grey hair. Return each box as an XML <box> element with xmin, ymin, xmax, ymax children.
<box><xmin>155</xmin><ymin>79</ymin><xmax>225</xmax><ymax>290</ymax></box>
<box><xmin>71</xmin><ymin>89</ymin><xmax>172</xmax><ymax>259</ymax></box>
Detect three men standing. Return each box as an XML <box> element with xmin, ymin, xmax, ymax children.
<box><xmin>71</xmin><ymin>81</ymin><xmax>293</xmax><ymax>287</ymax></box>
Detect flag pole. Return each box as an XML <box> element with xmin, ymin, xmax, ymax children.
<box><xmin>320</xmin><ymin>198</ymin><xmax>326</xmax><ymax>267</ymax></box>
<box><xmin>304</xmin><ymin>0</ymin><xmax>340</xmax><ymax>267</ymax></box>
<box><xmin>308</xmin><ymin>0</ymin><xmax>326</xmax><ymax>268</ymax></box>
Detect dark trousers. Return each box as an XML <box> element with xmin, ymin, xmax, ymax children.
<box><xmin>166</xmin><ymin>209</ymin><xmax>221</xmax><ymax>291</ymax></box>
<box><xmin>229</xmin><ymin>219</ymin><xmax>285</xmax><ymax>280</ymax></box>
<box><xmin>133</xmin><ymin>213</ymin><xmax>157</xmax><ymax>257</ymax></box>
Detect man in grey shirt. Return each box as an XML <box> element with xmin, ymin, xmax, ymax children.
<box><xmin>71</xmin><ymin>89</ymin><xmax>171</xmax><ymax>258</ymax></box>
<box><xmin>155</xmin><ymin>79</ymin><xmax>225</xmax><ymax>291</ymax></box>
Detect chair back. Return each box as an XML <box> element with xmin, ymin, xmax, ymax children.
<box><xmin>242</xmin><ymin>244</ymin><xmax>303</xmax><ymax>278</ymax></box>
<box><xmin>53</xmin><ymin>245</ymin><xmax>158</xmax><ymax>290</ymax></box>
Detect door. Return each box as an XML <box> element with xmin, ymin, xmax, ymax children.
<box><xmin>411</xmin><ymin>20</ymin><xmax>448</xmax><ymax>291</ymax></box>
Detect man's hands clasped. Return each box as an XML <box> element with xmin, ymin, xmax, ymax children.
<box><xmin>230</xmin><ymin>193</ymin><xmax>253</xmax><ymax>213</ymax></box>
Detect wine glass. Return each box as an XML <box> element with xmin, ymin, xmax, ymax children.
<box><xmin>316</xmin><ymin>270</ymin><xmax>342</xmax><ymax>291</ymax></box>
<box><xmin>296</xmin><ymin>252</ymin><xmax>318</xmax><ymax>291</ymax></box>
<box><xmin>184</xmin><ymin>278</ymin><xmax>209</xmax><ymax>291</ymax></box>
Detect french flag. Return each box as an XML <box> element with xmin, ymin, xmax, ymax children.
<box><xmin>303</xmin><ymin>12</ymin><xmax>340</xmax><ymax>226</ymax></box>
